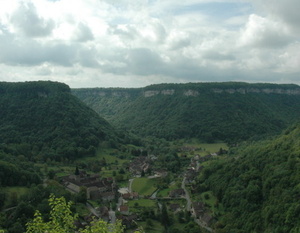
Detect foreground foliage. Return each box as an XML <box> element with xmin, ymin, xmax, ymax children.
<box><xmin>26</xmin><ymin>194</ymin><xmax>125</xmax><ymax>233</ymax></box>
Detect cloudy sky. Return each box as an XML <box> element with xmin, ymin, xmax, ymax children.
<box><xmin>0</xmin><ymin>0</ymin><xmax>299</xmax><ymax>88</ymax></box>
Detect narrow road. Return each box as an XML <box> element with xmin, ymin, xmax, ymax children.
<box><xmin>128</xmin><ymin>178</ymin><xmax>134</xmax><ymax>193</ymax></box>
<box><xmin>195</xmin><ymin>219</ymin><xmax>214</xmax><ymax>232</ymax></box>
<box><xmin>109</xmin><ymin>207</ymin><xmax>116</xmax><ymax>223</ymax></box>
<box><xmin>182</xmin><ymin>177</ymin><xmax>214</xmax><ymax>232</ymax></box>
<box><xmin>181</xmin><ymin>177</ymin><xmax>192</xmax><ymax>211</ymax></box>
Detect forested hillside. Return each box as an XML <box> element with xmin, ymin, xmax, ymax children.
<box><xmin>197</xmin><ymin>122</ymin><xmax>300</xmax><ymax>232</ymax></box>
<box><xmin>73</xmin><ymin>82</ymin><xmax>300</xmax><ymax>143</ymax></box>
<box><xmin>0</xmin><ymin>81</ymin><xmax>121</xmax><ymax>161</ymax></box>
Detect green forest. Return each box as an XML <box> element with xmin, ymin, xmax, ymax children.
<box><xmin>0</xmin><ymin>81</ymin><xmax>127</xmax><ymax>161</ymax></box>
<box><xmin>1</xmin><ymin>81</ymin><xmax>300</xmax><ymax>233</ymax></box>
<box><xmin>195</xmin><ymin>123</ymin><xmax>300</xmax><ymax>232</ymax></box>
<box><xmin>73</xmin><ymin>82</ymin><xmax>300</xmax><ymax>143</ymax></box>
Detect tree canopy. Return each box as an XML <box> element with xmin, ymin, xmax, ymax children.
<box><xmin>73</xmin><ymin>82</ymin><xmax>300</xmax><ymax>143</ymax></box>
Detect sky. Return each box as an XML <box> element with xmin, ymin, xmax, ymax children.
<box><xmin>0</xmin><ymin>0</ymin><xmax>299</xmax><ymax>88</ymax></box>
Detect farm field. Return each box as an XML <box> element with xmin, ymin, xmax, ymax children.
<box><xmin>131</xmin><ymin>178</ymin><xmax>158</xmax><ymax>196</ymax></box>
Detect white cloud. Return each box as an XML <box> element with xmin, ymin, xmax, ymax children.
<box><xmin>0</xmin><ymin>0</ymin><xmax>299</xmax><ymax>87</ymax></box>
<box><xmin>239</xmin><ymin>14</ymin><xmax>293</xmax><ymax>48</ymax></box>
<box><xmin>10</xmin><ymin>1</ymin><xmax>55</xmax><ymax>37</ymax></box>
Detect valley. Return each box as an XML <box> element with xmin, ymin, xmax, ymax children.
<box><xmin>1</xmin><ymin>81</ymin><xmax>300</xmax><ymax>232</ymax></box>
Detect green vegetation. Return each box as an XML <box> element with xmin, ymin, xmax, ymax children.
<box><xmin>0</xmin><ymin>81</ymin><xmax>137</xmax><ymax>233</ymax></box>
<box><xmin>195</xmin><ymin>122</ymin><xmax>300</xmax><ymax>232</ymax></box>
<box><xmin>157</xmin><ymin>182</ymin><xmax>178</xmax><ymax>197</ymax></box>
<box><xmin>2</xmin><ymin>81</ymin><xmax>300</xmax><ymax>232</ymax></box>
<box><xmin>128</xmin><ymin>199</ymin><xmax>157</xmax><ymax>208</ymax></box>
<box><xmin>131</xmin><ymin>178</ymin><xmax>158</xmax><ymax>196</ymax></box>
<box><xmin>0</xmin><ymin>81</ymin><xmax>124</xmax><ymax>161</ymax></box>
<box><xmin>26</xmin><ymin>194</ymin><xmax>125</xmax><ymax>233</ymax></box>
<box><xmin>73</xmin><ymin>82</ymin><xmax>300</xmax><ymax>143</ymax></box>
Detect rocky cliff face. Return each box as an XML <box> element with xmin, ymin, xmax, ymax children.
<box><xmin>142</xmin><ymin>87</ymin><xmax>300</xmax><ymax>97</ymax></box>
<box><xmin>211</xmin><ymin>88</ymin><xmax>300</xmax><ymax>95</ymax></box>
<box><xmin>74</xmin><ymin>86</ymin><xmax>300</xmax><ymax>99</ymax></box>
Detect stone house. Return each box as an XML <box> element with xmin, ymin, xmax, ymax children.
<box><xmin>169</xmin><ymin>189</ymin><xmax>185</xmax><ymax>198</ymax></box>
<box><xmin>191</xmin><ymin>202</ymin><xmax>205</xmax><ymax>218</ymax></box>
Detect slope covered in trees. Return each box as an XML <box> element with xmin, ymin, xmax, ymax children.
<box><xmin>197</xmin><ymin>122</ymin><xmax>300</xmax><ymax>232</ymax></box>
<box><xmin>73</xmin><ymin>82</ymin><xmax>300</xmax><ymax>143</ymax></box>
<box><xmin>0</xmin><ymin>81</ymin><xmax>121</xmax><ymax>161</ymax></box>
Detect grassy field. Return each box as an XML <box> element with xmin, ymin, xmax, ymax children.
<box><xmin>176</xmin><ymin>139</ymin><xmax>228</xmax><ymax>157</ymax></box>
<box><xmin>2</xmin><ymin>186</ymin><xmax>30</xmax><ymax>207</ymax></box>
<box><xmin>198</xmin><ymin>142</ymin><xmax>228</xmax><ymax>154</ymax></box>
<box><xmin>157</xmin><ymin>182</ymin><xmax>179</xmax><ymax>197</ymax></box>
<box><xmin>131</xmin><ymin>178</ymin><xmax>158</xmax><ymax>196</ymax></box>
<box><xmin>128</xmin><ymin>199</ymin><xmax>157</xmax><ymax>208</ymax></box>
<box><xmin>2</xmin><ymin>186</ymin><xmax>29</xmax><ymax>197</ymax></box>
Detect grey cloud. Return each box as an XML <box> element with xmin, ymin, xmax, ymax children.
<box><xmin>95</xmin><ymin>48</ymin><xmax>165</xmax><ymax>76</ymax></box>
<box><xmin>109</xmin><ymin>24</ymin><xmax>138</xmax><ymax>41</ymax></box>
<box><xmin>96</xmin><ymin>47</ymin><xmax>236</xmax><ymax>82</ymax></box>
<box><xmin>126</xmin><ymin>48</ymin><xmax>165</xmax><ymax>75</ymax></box>
<box><xmin>73</xmin><ymin>23</ymin><xmax>94</xmax><ymax>42</ymax></box>
<box><xmin>0</xmin><ymin>28</ymin><xmax>77</xmax><ymax>66</ymax></box>
<box><xmin>254</xmin><ymin>0</ymin><xmax>300</xmax><ymax>33</ymax></box>
<box><xmin>169</xmin><ymin>38</ymin><xmax>191</xmax><ymax>50</ymax></box>
<box><xmin>152</xmin><ymin>22</ymin><xmax>167</xmax><ymax>43</ymax></box>
<box><xmin>271</xmin><ymin>0</ymin><xmax>300</xmax><ymax>30</ymax></box>
<box><xmin>202</xmin><ymin>50</ymin><xmax>235</xmax><ymax>61</ymax></box>
<box><xmin>10</xmin><ymin>2</ymin><xmax>55</xmax><ymax>37</ymax></box>
<box><xmin>35</xmin><ymin>65</ymin><xmax>52</xmax><ymax>76</ymax></box>
<box><xmin>78</xmin><ymin>48</ymin><xmax>100</xmax><ymax>68</ymax></box>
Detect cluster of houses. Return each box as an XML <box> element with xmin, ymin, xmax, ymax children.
<box><xmin>63</xmin><ymin>147</ymin><xmax>227</xmax><ymax>230</ymax></box>
<box><xmin>62</xmin><ymin>171</ymin><xmax>116</xmax><ymax>202</ymax></box>
<box><xmin>183</xmin><ymin>151</ymin><xmax>225</xmax><ymax>227</ymax></box>
<box><xmin>128</xmin><ymin>156</ymin><xmax>151</xmax><ymax>176</ymax></box>
<box><xmin>191</xmin><ymin>202</ymin><xmax>213</xmax><ymax>227</ymax></box>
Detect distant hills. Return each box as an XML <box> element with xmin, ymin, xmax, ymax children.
<box><xmin>0</xmin><ymin>81</ymin><xmax>120</xmax><ymax>161</ymax></box>
<box><xmin>73</xmin><ymin>82</ymin><xmax>300</xmax><ymax>143</ymax></box>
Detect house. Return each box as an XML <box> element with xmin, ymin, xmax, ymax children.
<box><xmin>87</xmin><ymin>186</ymin><xmax>101</xmax><ymax>200</ymax></box>
<box><xmin>122</xmin><ymin>193</ymin><xmax>131</xmax><ymax>200</ymax></box>
<box><xmin>101</xmin><ymin>192</ymin><xmax>115</xmax><ymax>202</ymax></box>
<box><xmin>96</xmin><ymin>206</ymin><xmax>109</xmax><ymax>222</ymax></box>
<box><xmin>185</xmin><ymin>169</ymin><xmax>197</xmax><ymax>183</ymax></box>
<box><xmin>201</xmin><ymin>213</ymin><xmax>213</xmax><ymax>226</ymax></box>
<box><xmin>119</xmin><ymin>205</ymin><xmax>129</xmax><ymax>215</ymax></box>
<box><xmin>122</xmin><ymin>192</ymin><xmax>139</xmax><ymax>200</ymax></box>
<box><xmin>131</xmin><ymin>192</ymin><xmax>139</xmax><ymax>199</ymax></box>
<box><xmin>178</xmin><ymin>146</ymin><xmax>196</xmax><ymax>152</ymax></box>
<box><xmin>129</xmin><ymin>156</ymin><xmax>151</xmax><ymax>176</ymax></box>
<box><xmin>191</xmin><ymin>202</ymin><xmax>205</xmax><ymax>218</ymax></box>
<box><xmin>169</xmin><ymin>189</ymin><xmax>185</xmax><ymax>198</ymax></box>
<box><xmin>169</xmin><ymin>203</ymin><xmax>181</xmax><ymax>212</ymax></box>
<box><xmin>153</xmin><ymin>170</ymin><xmax>168</xmax><ymax>178</ymax></box>
<box><xmin>117</xmin><ymin>214</ymin><xmax>138</xmax><ymax>229</ymax></box>
<box><xmin>62</xmin><ymin>171</ymin><xmax>115</xmax><ymax>201</ymax></box>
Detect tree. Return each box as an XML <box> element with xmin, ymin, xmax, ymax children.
<box><xmin>26</xmin><ymin>194</ymin><xmax>125</xmax><ymax>233</ymax></box>
<box><xmin>75</xmin><ymin>166</ymin><xmax>80</xmax><ymax>176</ymax></box>
<box><xmin>161</xmin><ymin>203</ymin><xmax>170</xmax><ymax>228</ymax></box>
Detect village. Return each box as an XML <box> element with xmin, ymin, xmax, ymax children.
<box><xmin>60</xmin><ymin>144</ymin><xmax>227</xmax><ymax>232</ymax></box>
